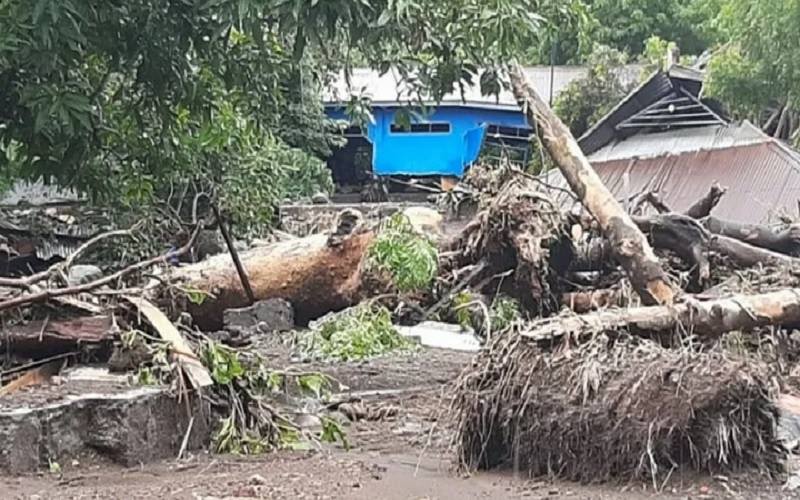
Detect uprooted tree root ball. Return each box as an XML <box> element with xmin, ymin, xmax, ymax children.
<box><xmin>451</xmin><ymin>333</ymin><xmax>784</xmax><ymax>485</ymax></box>
<box><xmin>444</xmin><ymin>167</ymin><xmax>573</xmax><ymax>316</ymax></box>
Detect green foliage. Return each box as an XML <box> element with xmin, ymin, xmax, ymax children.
<box><xmin>586</xmin><ymin>0</ymin><xmax>708</xmax><ymax>57</ymax></box>
<box><xmin>202</xmin><ymin>342</ymin><xmax>246</xmax><ymax>385</ymax></box>
<box><xmin>48</xmin><ymin>459</ymin><xmax>62</xmax><ymax>476</ymax></box>
<box><xmin>705</xmin><ymin>45</ymin><xmax>770</xmax><ymax>119</ymax></box>
<box><xmin>301</xmin><ymin>305</ymin><xmax>414</xmax><ymax>362</ymax></box>
<box><xmin>525</xmin><ymin>0</ymin><xmax>709</xmax><ymax>64</ymax></box>
<box><xmin>0</xmin><ymin>0</ymin><xmax>553</xmax><ymax>200</ymax></box>
<box><xmin>199</xmin><ymin>340</ymin><xmax>344</xmax><ymax>454</ymax></box>
<box><xmin>296</xmin><ymin>373</ymin><xmax>331</xmax><ymax>399</ymax></box>
<box><xmin>452</xmin><ymin>291</ymin><xmax>477</xmax><ymax>330</ymax></box>
<box><xmin>490</xmin><ymin>296</ymin><xmax>522</xmax><ymax>332</ymax></box>
<box><xmin>554</xmin><ymin>45</ymin><xmax>633</xmax><ymax>138</ymax></box>
<box><xmin>450</xmin><ymin>292</ymin><xmax>521</xmax><ymax>333</ymax></box>
<box><xmin>367</xmin><ymin>214</ymin><xmax>438</xmax><ymax>293</ymax></box>
<box><xmin>703</xmin><ymin>0</ymin><xmax>800</xmax><ymax>141</ymax></box>
<box><xmin>320</xmin><ymin>416</ymin><xmax>350</xmax><ymax>450</ymax></box>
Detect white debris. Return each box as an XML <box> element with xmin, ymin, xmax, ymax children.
<box><xmin>396</xmin><ymin>321</ymin><xmax>481</xmax><ymax>352</ymax></box>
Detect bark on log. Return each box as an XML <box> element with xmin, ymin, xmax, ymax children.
<box><xmin>508</xmin><ymin>63</ymin><xmax>674</xmax><ymax>306</ymax></box>
<box><xmin>524</xmin><ymin>288</ymin><xmax>800</xmax><ymax>343</ymax></box>
<box><xmin>0</xmin><ymin>315</ymin><xmax>112</xmax><ymax>358</ymax></box>
<box><xmin>709</xmin><ymin>233</ymin><xmax>798</xmax><ymax>267</ymax></box>
<box><xmin>685</xmin><ymin>183</ymin><xmax>727</xmax><ymax>219</ymax></box>
<box><xmin>172</xmin><ymin>231</ymin><xmax>375</xmax><ymax>330</ymax></box>
<box><xmin>704</xmin><ymin>216</ymin><xmax>800</xmax><ymax>256</ymax></box>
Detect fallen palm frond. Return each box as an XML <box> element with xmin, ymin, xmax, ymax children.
<box><xmin>452</xmin><ymin>332</ymin><xmax>784</xmax><ymax>485</ymax></box>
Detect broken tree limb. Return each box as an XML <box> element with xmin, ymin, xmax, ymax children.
<box><xmin>709</xmin><ymin>234</ymin><xmax>799</xmax><ymax>267</ymax></box>
<box><xmin>212</xmin><ymin>203</ymin><xmax>256</xmax><ymax>304</ymax></box>
<box><xmin>0</xmin><ymin>224</ymin><xmax>200</xmax><ymax>313</ymax></box>
<box><xmin>560</xmin><ymin>288</ymin><xmax>625</xmax><ymax>313</ymax></box>
<box><xmin>124</xmin><ymin>296</ymin><xmax>212</xmax><ymax>389</ymax></box>
<box><xmin>0</xmin><ymin>359</ymin><xmax>64</xmax><ymax>396</ymax></box>
<box><xmin>685</xmin><ymin>183</ymin><xmax>727</xmax><ymax>219</ymax></box>
<box><xmin>632</xmin><ymin>214</ymin><xmax>711</xmax><ymax>285</ymax></box>
<box><xmin>523</xmin><ymin>288</ymin><xmax>800</xmax><ymax>344</ymax></box>
<box><xmin>703</xmin><ymin>216</ymin><xmax>800</xmax><ymax>256</ymax></box>
<box><xmin>508</xmin><ymin>63</ymin><xmax>674</xmax><ymax>306</ymax></box>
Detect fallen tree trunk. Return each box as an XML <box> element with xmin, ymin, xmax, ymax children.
<box><xmin>704</xmin><ymin>216</ymin><xmax>800</xmax><ymax>256</ymax></box>
<box><xmin>508</xmin><ymin>63</ymin><xmax>674</xmax><ymax>306</ymax></box>
<box><xmin>172</xmin><ymin>230</ymin><xmax>375</xmax><ymax>330</ymax></box>
<box><xmin>523</xmin><ymin>288</ymin><xmax>800</xmax><ymax>343</ymax></box>
<box><xmin>709</xmin><ymin>233</ymin><xmax>799</xmax><ymax>268</ymax></box>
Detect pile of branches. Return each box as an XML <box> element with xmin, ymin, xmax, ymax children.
<box><xmin>446</xmin><ymin>66</ymin><xmax>800</xmax><ymax>487</ymax></box>
<box><xmin>452</xmin><ymin>333</ymin><xmax>784</xmax><ymax>484</ymax></box>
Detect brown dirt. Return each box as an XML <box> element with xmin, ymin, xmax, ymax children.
<box><xmin>2</xmin><ymin>344</ymin><xmax>798</xmax><ymax>500</ymax></box>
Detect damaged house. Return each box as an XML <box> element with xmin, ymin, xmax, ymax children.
<box><xmin>556</xmin><ymin>65</ymin><xmax>800</xmax><ymax>224</ymax></box>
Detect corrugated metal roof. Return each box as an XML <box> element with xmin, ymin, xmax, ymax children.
<box><xmin>588</xmin><ymin>122</ymin><xmax>767</xmax><ymax>163</ymax></box>
<box><xmin>578</xmin><ymin>66</ymin><xmax>716</xmax><ymax>156</ymax></box>
<box><xmin>578</xmin><ymin>71</ymin><xmax>675</xmax><ymax>155</ymax></box>
<box><xmin>543</xmin><ymin>138</ymin><xmax>800</xmax><ymax>224</ymax></box>
<box><xmin>323</xmin><ymin>65</ymin><xmax>643</xmax><ymax>110</ymax></box>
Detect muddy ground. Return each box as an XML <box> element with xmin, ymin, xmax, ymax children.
<box><xmin>3</xmin><ymin>337</ymin><xmax>800</xmax><ymax>500</ymax></box>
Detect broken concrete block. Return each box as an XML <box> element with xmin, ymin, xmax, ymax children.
<box><xmin>223</xmin><ymin>298</ymin><xmax>294</xmax><ymax>332</ymax></box>
<box><xmin>0</xmin><ymin>368</ymin><xmax>210</xmax><ymax>473</ymax></box>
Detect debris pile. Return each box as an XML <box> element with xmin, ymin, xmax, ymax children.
<box><xmin>453</xmin><ymin>333</ymin><xmax>783</xmax><ymax>484</ymax></box>
<box><xmin>3</xmin><ymin>67</ymin><xmax>800</xmax><ymax>491</ymax></box>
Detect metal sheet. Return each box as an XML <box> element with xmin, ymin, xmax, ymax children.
<box><xmin>588</xmin><ymin>122</ymin><xmax>766</xmax><ymax>163</ymax></box>
<box><xmin>589</xmin><ymin>141</ymin><xmax>800</xmax><ymax>224</ymax></box>
<box><xmin>323</xmin><ymin>65</ymin><xmax>643</xmax><ymax>110</ymax></box>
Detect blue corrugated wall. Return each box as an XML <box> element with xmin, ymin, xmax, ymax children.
<box><xmin>326</xmin><ymin>106</ymin><xmax>528</xmax><ymax>177</ymax></box>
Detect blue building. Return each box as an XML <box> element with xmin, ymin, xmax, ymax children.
<box><xmin>323</xmin><ymin>67</ymin><xmax>616</xmax><ymax>185</ymax></box>
<box><xmin>325</xmin><ymin>104</ymin><xmax>531</xmax><ymax>180</ymax></box>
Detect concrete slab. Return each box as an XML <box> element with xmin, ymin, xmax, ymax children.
<box><xmin>0</xmin><ymin>367</ymin><xmax>210</xmax><ymax>473</ymax></box>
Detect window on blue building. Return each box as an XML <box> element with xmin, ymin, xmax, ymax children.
<box><xmin>390</xmin><ymin>122</ymin><xmax>451</xmax><ymax>134</ymax></box>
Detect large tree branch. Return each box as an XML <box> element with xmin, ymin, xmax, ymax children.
<box><xmin>685</xmin><ymin>183</ymin><xmax>727</xmax><ymax>219</ymax></box>
<box><xmin>524</xmin><ymin>288</ymin><xmax>800</xmax><ymax>344</ymax></box>
<box><xmin>508</xmin><ymin>63</ymin><xmax>674</xmax><ymax>306</ymax></box>
<box><xmin>703</xmin><ymin>216</ymin><xmax>800</xmax><ymax>256</ymax></box>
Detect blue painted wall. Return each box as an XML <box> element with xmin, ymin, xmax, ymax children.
<box><xmin>326</xmin><ymin>105</ymin><xmax>529</xmax><ymax>177</ymax></box>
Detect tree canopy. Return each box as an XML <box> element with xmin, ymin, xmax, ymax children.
<box><xmin>0</xmin><ymin>1</ymin><xmax>552</xmax><ymax>188</ymax></box>
<box><xmin>703</xmin><ymin>0</ymin><xmax>800</xmax><ymax>142</ymax></box>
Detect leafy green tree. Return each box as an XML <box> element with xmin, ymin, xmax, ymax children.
<box><xmin>554</xmin><ymin>45</ymin><xmax>633</xmax><ymax>137</ymax></box>
<box><xmin>525</xmin><ymin>0</ymin><xmax>710</xmax><ymax>65</ymax></box>
<box><xmin>704</xmin><ymin>0</ymin><xmax>800</xmax><ymax>142</ymax></box>
<box><xmin>0</xmin><ymin>0</ymin><xmax>561</xmax><ymax>235</ymax></box>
